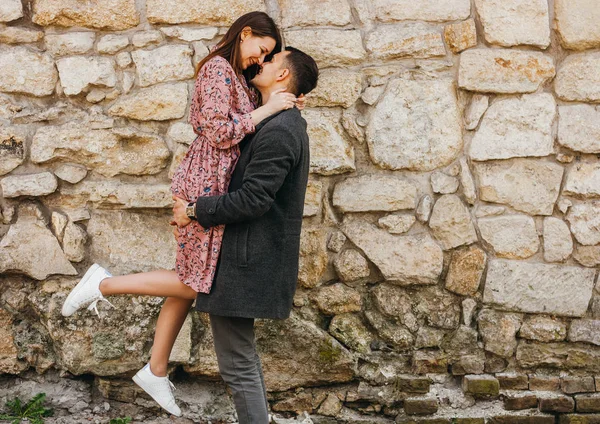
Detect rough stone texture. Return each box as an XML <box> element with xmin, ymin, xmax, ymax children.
<box><xmin>539</xmin><ymin>395</ymin><xmax>575</xmax><ymax>413</ymax></box>
<box><xmin>444</xmin><ymin>19</ymin><xmax>477</xmax><ymax>54</ymax></box>
<box><xmin>562</xmin><ymin>376</ymin><xmax>597</xmax><ymax>394</ymax></box>
<box><xmin>504</xmin><ymin>393</ymin><xmax>538</xmax><ymax>410</ymax></box>
<box><xmin>367</xmin><ymin>77</ymin><xmax>462</xmax><ymax>172</ymax></box>
<box><xmin>0</xmin><ymin>0</ymin><xmax>23</xmax><ymax>22</ymax></box>
<box><xmin>62</xmin><ymin>221</ymin><xmax>87</xmax><ymax>262</ymax></box>
<box><xmin>543</xmin><ymin>217</ymin><xmax>573</xmax><ymax>262</ymax></box>
<box><xmin>518</xmin><ymin>341</ymin><xmax>600</xmax><ymax>372</ymax></box>
<box><xmin>366</xmin><ymin>23</ymin><xmax>446</xmax><ymax>60</ymax></box>
<box><xmin>167</xmin><ymin>122</ymin><xmax>196</xmax><ymax>145</ymax></box>
<box><xmin>365</xmin><ymin>309</ymin><xmax>414</xmax><ymax>349</ymax></box>
<box><xmin>573</xmin><ymin>245</ymin><xmax>600</xmax><ymax>268</ymax></box>
<box><xmin>519</xmin><ymin>316</ymin><xmax>567</xmax><ymax>342</ymax></box>
<box><xmin>333</xmin><ymin>175</ymin><xmax>416</xmax><ymax>212</ymax></box>
<box><xmin>497</xmin><ymin>373</ymin><xmax>529</xmax><ymax>390</ymax></box>
<box><xmin>564</xmin><ymin>162</ymin><xmax>600</xmax><ymax>198</ymax></box>
<box><xmin>283</xmin><ymin>30</ymin><xmax>366</xmax><ymax>67</ymax></box>
<box><xmin>327</xmin><ymin>231</ymin><xmax>346</xmax><ymax>253</ymax></box>
<box><xmin>304</xmin><ymin>109</ymin><xmax>355</xmax><ymax>175</ymax></box>
<box><xmin>45</xmin><ymin>32</ymin><xmax>95</xmax><ymax>56</ymax></box>
<box><xmin>377</xmin><ymin>213</ymin><xmax>416</xmax><ymax>234</ymax></box>
<box><xmin>132</xmin><ymin>30</ymin><xmax>163</xmax><ymax>48</ymax></box>
<box><xmin>0</xmin><ymin>46</ymin><xmax>58</xmax><ymax>97</ymax></box>
<box><xmin>159</xmin><ymin>27</ymin><xmax>218</xmax><ymax>42</ymax></box>
<box><xmin>416</xmin><ymin>195</ymin><xmax>433</xmax><ymax>223</ymax></box>
<box><xmin>333</xmin><ymin>249</ymin><xmax>370</xmax><ymax>282</ymax></box>
<box><xmin>474</xmin><ymin>0</ymin><xmax>550</xmax><ymax>48</ymax></box>
<box><xmin>0</xmin><ymin>27</ymin><xmax>43</xmax><ymax>44</ymax></box>
<box><xmin>530</xmin><ymin>376</ymin><xmax>561</xmax><ymax>391</ymax></box>
<box><xmin>97</xmin><ymin>34</ymin><xmax>129</xmax><ymax>54</ymax></box>
<box><xmin>306</xmin><ymin>70</ymin><xmax>362</xmax><ymax>108</ymax></box>
<box><xmin>108</xmin><ymin>83</ymin><xmax>188</xmax><ymax>121</ymax></box>
<box><xmin>566</xmin><ymin>202</ymin><xmax>600</xmax><ymax>246</ymax></box>
<box><xmin>478</xmin><ymin>215</ymin><xmax>540</xmax><ymax>259</ymax></box>
<box><xmin>458</xmin><ymin>49</ymin><xmax>555</xmax><ymax>94</ymax></box>
<box><xmin>54</xmin><ymin>163</ymin><xmax>88</xmax><ymax>184</ymax></box>
<box><xmin>303</xmin><ymin>181</ymin><xmax>322</xmax><ymax>217</ymax></box>
<box><xmin>483</xmin><ymin>259</ymin><xmax>597</xmax><ymax>317</ymax></box>
<box><xmin>87</xmin><ymin>210</ymin><xmax>176</xmax><ymax>275</ymax></box>
<box><xmin>328</xmin><ymin>313</ymin><xmax>372</xmax><ymax>354</ymax></box>
<box><xmin>465</xmin><ymin>95</ymin><xmax>489</xmax><ymax>130</ymax></box>
<box><xmin>33</xmin><ymin>0</ymin><xmax>139</xmax><ymax>30</ymax></box>
<box><xmin>431</xmin><ymin>171</ymin><xmax>459</xmax><ymax>194</ymax></box>
<box><xmin>445</xmin><ymin>245</ymin><xmax>486</xmax><ymax>296</ymax></box>
<box><xmin>131</xmin><ymin>45</ymin><xmax>194</xmax><ymax>87</ymax></box>
<box><xmin>58</xmin><ymin>182</ymin><xmax>173</xmax><ymax>210</ymax></box>
<box><xmin>469</xmin><ymin>94</ymin><xmax>556</xmax><ymax>161</ymax></box>
<box><xmin>478</xmin><ymin>309</ymin><xmax>522</xmax><ymax>358</ymax></box>
<box><xmin>56</xmin><ymin>56</ymin><xmax>117</xmax><ymax>96</ymax></box>
<box><xmin>313</xmin><ymin>284</ymin><xmax>362</xmax><ymax>315</ymax></box>
<box><xmin>555</xmin><ymin>52</ymin><xmax>600</xmax><ymax>103</ymax></box>
<box><xmin>146</xmin><ymin>0</ymin><xmax>264</xmax><ymax>25</ymax></box>
<box><xmin>463</xmin><ymin>375</ymin><xmax>500</xmax><ymax>398</ymax></box>
<box><xmin>1</xmin><ymin>172</ymin><xmax>58</xmax><ymax>198</ymax></box>
<box><xmin>569</xmin><ymin>320</ymin><xmax>600</xmax><ymax>346</ymax></box>
<box><xmin>575</xmin><ymin>394</ymin><xmax>600</xmax><ymax>413</ymax></box>
<box><xmin>358</xmin><ymin>0</ymin><xmax>471</xmax><ymax>22</ymax></box>
<box><xmin>429</xmin><ymin>195</ymin><xmax>478</xmax><ymax>250</ymax></box>
<box><xmin>31</xmin><ymin>124</ymin><xmax>170</xmax><ymax>177</ymax></box>
<box><xmin>0</xmin><ymin>205</ymin><xmax>77</xmax><ymax>279</ymax></box>
<box><xmin>278</xmin><ymin>0</ymin><xmax>351</xmax><ymax>27</ymax></box>
<box><xmin>343</xmin><ymin>218</ymin><xmax>443</xmax><ymax>285</ymax></box>
<box><xmin>474</xmin><ymin>159</ymin><xmax>564</xmax><ymax>215</ymax></box>
<box><xmin>555</xmin><ymin>0</ymin><xmax>600</xmax><ymax>50</ymax></box>
<box><xmin>413</xmin><ymin>286</ymin><xmax>462</xmax><ymax>330</ymax></box>
<box><xmin>558</xmin><ymin>105</ymin><xmax>600</xmax><ymax>153</ymax></box>
<box><xmin>0</xmin><ymin>126</ymin><xmax>26</xmax><ymax>176</ymax></box>
<box><xmin>298</xmin><ymin>227</ymin><xmax>328</xmax><ymax>289</ymax></box>
<box><xmin>371</xmin><ymin>284</ymin><xmax>418</xmax><ymax>331</ymax></box>
<box><xmin>460</xmin><ymin>158</ymin><xmax>478</xmax><ymax>205</ymax></box>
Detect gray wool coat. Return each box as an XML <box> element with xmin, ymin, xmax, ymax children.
<box><xmin>193</xmin><ymin>107</ymin><xmax>310</xmax><ymax>319</ymax></box>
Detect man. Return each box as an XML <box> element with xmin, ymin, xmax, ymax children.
<box><xmin>172</xmin><ymin>46</ymin><xmax>319</xmax><ymax>423</ymax></box>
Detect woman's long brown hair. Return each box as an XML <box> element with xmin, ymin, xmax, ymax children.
<box><xmin>194</xmin><ymin>11</ymin><xmax>282</xmax><ymax>87</ymax></box>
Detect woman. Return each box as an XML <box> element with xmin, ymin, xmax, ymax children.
<box><xmin>61</xmin><ymin>11</ymin><xmax>298</xmax><ymax>417</ymax></box>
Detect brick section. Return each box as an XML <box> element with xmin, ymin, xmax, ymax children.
<box><xmin>503</xmin><ymin>392</ymin><xmax>538</xmax><ymax>410</ymax></box>
<box><xmin>488</xmin><ymin>417</ymin><xmax>555</xmax><ymax>424</ymax></box>
<box><xmin>559</xmin><ymin>415</ymin><xmax>600</xmax><ymax>424</ymax></box>
<box><xmin>396</xmin><ymin>375</ymin><xmax>432</xmax><ymax>394</ymax></box>
<box><xmin>463</xmin><ymin>375</ymin><xmax>500</xmax><ymax>398</ymax></box>
<box><xmin>539</xmin><ymin>395</ymin><xmax>575</xmax><ymax>413</ymax></box>
<box><xmin>529</xmin><ymin>375</ymin><xmax>560</xmax><ymax>391</ymax></box>
<box><xmin>403</xmin><ymin>397</ymin><xmax>438</xmax><ymax>415</ymax></box>
<box><xmin>497</xmin><ymin>373</ymin><xmax>529</xmax><ymax>390</ymax></box>
<box><xmin>562</xmin><ymin>376</ymin><xmax>597</xmax><ymax>394</ymax></box>
<box><xmin>453</xmin><ymin>420</ymin><xmax>485</xmax><ymax>424</ymax></box>
<box><xmin>576</xmin><ymin>393</ymin><xmax>600</xmax><ymax>413</ymax></box>
<box><xmin>395</xmin><ymin>418</ymin><xmax>451</xmax><ymax>424</ymax></box>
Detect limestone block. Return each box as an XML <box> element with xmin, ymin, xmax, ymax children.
<box><xmin>459</xmin><ymin>49</ymin><xmax>555</xmax><ymax>93</ymax></box>
<box><xmin>0</xmin><ymin>0</ymin><xmax>22</xmax><ymax>22</ymax></box>
<box><xmin>131</xmin><ymin>30</ymin><xmax>163</xmax><ymax>48</ymax></box>
<box><xmin>555</xmin><ymin>52</ymin><xmax>600</xmax><ymax>102</ymax></box>
<box><xmin>377</xmin><ymin>213</ymin><xmax>415</xmax><ymax>234</ymax></box>
<box><xmin>566</xmin><ymin>202</ymin><xmax>600</xmax><ymax>246</ymax></box>
<box><xmin>62</xmin><ymin>221</ymin><xmax>87</xmax><ymax>262</ymax></box>
<box><xmin>131</xmin><ymin>45</ymin><xmax>194</xmax><ymax>87</ymax></box>
<box><xmin>1</xmin><ymin>172</ymin><xmax>57</xmax><ymax>197</ymax></box>
<box><xmin>367</xmin><ymin>76</ymin><xmax>462</xmax><ymax>171</ymax></box>
<box><xmin>333</xmin><ymin>174</ymin><xmax>416</xmax><ymax>212</ymax></box>
<box><xmin>32</xmin><ymin>0</ymin><xmax>139</xmax><ymax>30</ymax></box>
<box><xmin>56</xmin><ymin>56</ymin><xmax>117</xmax><ymax>96</ymax></box>
<box><xmin>366</xmin><ymin>23</ymin><xmax>446</xmax><ymax>60</ymax></box>
<box><xmin>478</xmin><ymin>309</ymin><xmax>522</xmax><ymax>357</ymax></box>
<box><xmin>58</xmin><ymin>182</ymin><xmax>173</xmax><ymax>209</ymax></box>
<box><xmin>333</xmin><ymin>249</ymin><xmax>370</xmax><ymax>282</ymax></box>
<box><xmin>167</xmin><ymin>122</ymin><xmax>197</xmax><ymax>145</ymax></box>
<box><xmin>108</xmin><ymin>83</ymin><xmax>188</xmax><ymax>121</ymax></box>
<box><xmin>0</xmin><ymin>46</ymin><xmax>57</xmax><ymax>96</ymax></box>
<box><xmin>283</xmin><ymin>30</ymin><xmax>366</xmax><ymax>67</ymax></box>
<box><xmin>444</xmin><ymin>19</ymin><xmax>477</xmax><ymax>54</ymax></box>
<box><xmin>278</xmin><ymin>0</ymin><xmax>352</xmax><ymax>27</ymax></box>
<box><xmin>45</xmin><ymin>32</ymin><xmax>95</xmax><ymax>56</ymax></box>
<box><xmin>159</xmin><ymin>27</ymin><xmax>218</xmax><ymax>42</ymax></box>
<box><xmin>445</xmin><ymin>245</ymin><xmax>486</xmax><ymax>296</ymax></box>
<box><xmin>97</xmin><ymin>35</ymin><xmax>129</xmax><ymax>54</ymax></box>
<box><xmin>555</xmin><ymin>0</ymin><xmax>600</xmax><ymax>50</ymax></box>
<box><xmin>429</xmin><ymin>195</ymin><xmax>478</xmax><ymax>250</ymax></box>
<box><xmin>543</xmin><ymin>217</ymin><xmax>573</xmax><ymax>262</ymax></box>
<box><xmin>306</xmin><ymin>69</ymin><xmax>361</xmax><ymax>108</ymax></box>
<box><xmin>0</xmin><ymin>126</ymin><xmax>26</xmax><ymax>176</ymax></box>
<box><xmin>313</xmin><ymin>283</ymin><xmax>362</xmax><ymax>315</ymax></box>
<box><xmin>464</xmin><ymin>94</ymin><xmax>489</xmax><ymax>130</ymax></box>
<box><xmin>146</xmin><ymin>0</ymin><xmax>265</xmax><ymax>25</ymax></box>
<box><xmin>478</xmin><ymin>215</ymin><xmax>540</xmax><ymax>259</ymax></box>
<box><xmin>53</xmin><ymin>163</ymin><xmax>88</xmax><ymax>184</ymax></box>
<box><xmin>0</xmin><ymin>27</ymin><xmax>44</xmax><ymax>44</ymax></box>
<box><xmin>356</xmin><ymin>0</ymin><xmax>471</xmax><ymax>23</ymax></box>
<box><xmin>519</xmin><ymin>316</ymin><xmax>567</xmax><ymax>342</ymax></box>
<box><xmin>558</xmin><ymin>104</ymin><xmax>600</xmax><ymax>153</ymax></box>
<box><xmin>483</xmin><ymin>259</ymin><xmax>596</xmax><ymax>317</ymax></box>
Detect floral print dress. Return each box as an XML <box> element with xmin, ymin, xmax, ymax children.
<box><xmin>171</xmin><ymin>56</ymin><xmax>258</xmax><ymax>293</ymax></box>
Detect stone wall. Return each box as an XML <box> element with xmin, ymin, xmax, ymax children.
<box><xmin>1</xmin><ymin>0</ymin><xmax>600</xmax><ymax>423</ymax></box>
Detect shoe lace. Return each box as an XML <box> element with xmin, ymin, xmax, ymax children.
<box><xmin>87</xmin><ymin>297</ymin><xmax>116</xmax><ymax>317</ymax></box>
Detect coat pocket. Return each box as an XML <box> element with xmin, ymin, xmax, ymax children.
<box><xmin>236</xmin><ymin>224</ymin><xmax>249</xmax><ymax>268</ymax></box>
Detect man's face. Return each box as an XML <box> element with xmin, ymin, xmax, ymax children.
<box><xmin>251</xmin><ymin>51</ymin><xmax>290</xmax><ymax>89</ymax></box>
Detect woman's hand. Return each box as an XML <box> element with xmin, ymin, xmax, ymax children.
<box><xmin>171</xmin><ymin>196</ymin><xmax>192</xmax><ymax>227</ymax></box>
<box><xmin>265</xmin><ymin>88</ymin><xmax>297</xmax><ymax>114</ymax></box>
<box><xmin>296</xmin><ymin>94</ymin><xmax>306</xmax><ymax>111</ymax></box>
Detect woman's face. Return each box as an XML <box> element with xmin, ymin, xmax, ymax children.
<box><xmin>239</xmin><ymin>32</ymin><xmax>276</xmax><ymax>70</ymax></box>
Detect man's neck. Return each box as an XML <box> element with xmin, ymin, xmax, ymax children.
<box><xmin>259</xmin><ymin>83</ymin><xmax>288</xmax><ymax>105</ymax></box>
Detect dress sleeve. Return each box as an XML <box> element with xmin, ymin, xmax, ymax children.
<box><xmin>189</xmin><ymin>58</ymin><xmax>255</xmax><ymax>150</ymax></box>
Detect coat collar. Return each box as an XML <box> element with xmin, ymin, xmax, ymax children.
<box><xmin>254</xmin><ymin>107</ymin><xmax>299</xmax><ymax>133</ymax></box>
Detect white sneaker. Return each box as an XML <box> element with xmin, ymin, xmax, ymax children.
<box><xmin>61</xmin><ymin>263</ymin><xmax>115</xmax><ymax>317</ymax></box>
<box><xmin>132</xmin><ymin>364</ymin><xmax>182</xmax><ymax>417</ymax></box>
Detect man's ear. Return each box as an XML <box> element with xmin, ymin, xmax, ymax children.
<box><xmin>277</xmin><ymin>68</ymin><xmax>290</xmax><ymax>81</ymax></box>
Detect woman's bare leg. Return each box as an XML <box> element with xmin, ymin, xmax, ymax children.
<box><xmin>149</xmin><ymin>297</ymin><xmax>195</xmax><ymax>377</ymax></box>
<box><xmin>99</xmin><ymin>270</ymin><xmax>197</xmax><ymax>300</ymax></box>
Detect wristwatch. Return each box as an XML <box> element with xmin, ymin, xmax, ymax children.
<box><xmin>185</xmin><ymin>201</ymin><xmax>196</xmax><ymax>220</ymax></box>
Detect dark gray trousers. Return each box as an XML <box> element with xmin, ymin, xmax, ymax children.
<box><xmin>209</xmin><ymin>314</ymin><xmax>269</xmax><ymax>424</ymax></box>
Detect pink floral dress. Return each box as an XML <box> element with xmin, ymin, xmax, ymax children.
<box><xmin>171</xmin><ymin>56</ymin><xmax>258</xmax><ymax>293</ymax></box>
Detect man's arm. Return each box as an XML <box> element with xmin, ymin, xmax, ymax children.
<box><xmin>194</xmin><ymin>126</ymin><xmax>300</xmax><ymax>228</ymax></box>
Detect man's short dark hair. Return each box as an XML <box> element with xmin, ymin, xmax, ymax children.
<box><xmin>283</xmin><ymin>46</ymin><xmax>319</xmax><ymax>96</ymax></box>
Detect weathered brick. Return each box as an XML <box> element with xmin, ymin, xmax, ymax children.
<box><xmin>396</xmin><ymin>418</ymin><xmax>450</xmax><ymax>424</ymax></box>
<box><xmin>453</xmin><ymin>420</ymin><xmax>485</xmax><ymax>424</ymax></box>
<box><xmin>563</xmin><ymin>376</ymin><xmax>597</xmax><ymax>394</ymax></box>
<box><xmin>396</xmin><ymin>376</ymin><xmax>432</xmax><ymax>394</ymax></box>
<box><xmin>529</xmin><ymin>375</ymin><xmax>560</xmax><ymax>391</ymax></box>
<box><xmin>404</xmin><ymin>397</ymin><xmax>438</xmax><ymax>415</ymax></box>
<box><xmin>576</xmin><ymin>393</ymin><xmax>600</xmax><ymax>413</ymax></box>
<box><xmin>503</xmin><ymin>392</ymin><xmax>538</xmax><ymax>410</ymax></box>
<box><xmin>559</xmin><ymin>415</ymin><xmax>600</xmax><ymax>424</ymax></box>
<box><xmin>463</xmin><ymin>375</ymin><xmax>500</xmax><ymax>398</ymax></box>
<box><xmin>539</xmin><ymin>395</ymin><xmax>575</xmax><ymax>413</ymax></box>
<box><xmin>498</xmin><ymin>373</ymin><xmax>529</xmax><ymax>390</ymax></box>
<box><xmin>489</xmin><ymin>416</ymin><xmax>555</xmax><ymax>424</ymax></box>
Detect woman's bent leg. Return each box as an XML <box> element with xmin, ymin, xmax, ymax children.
<box><xmin>209</xmin><ymin>314</ymin><xmax>269</xmax><ymax>424</ymax></box>
<box><xmin>99</xmin><ymin>270</ymin><xmax>197</xmax><ymax>300</ymax></box>
<box><xmin>149</xmin><ymin>296</ymin><xmax>195</xmax><ymax>377</ymax></box>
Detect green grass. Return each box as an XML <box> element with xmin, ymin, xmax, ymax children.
<box><xmin>109</xmin><ymin>418</ymin><xmax>132</xmax><ymax>424</ymax></box>
<box><xmin>0</xmin><ymin>393</ymin><xmax>53</xmax><ymax>424</ymax></box>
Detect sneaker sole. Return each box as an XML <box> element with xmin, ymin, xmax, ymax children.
<box><xmin>61</xmin><ymin>263</ymin><xmax>101</xmax><ymax>317</ymax></box>
<box><xmin>132</xmin><ymin>373</ymin><xmax>182</xmax><ymax>417</ymax></box>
